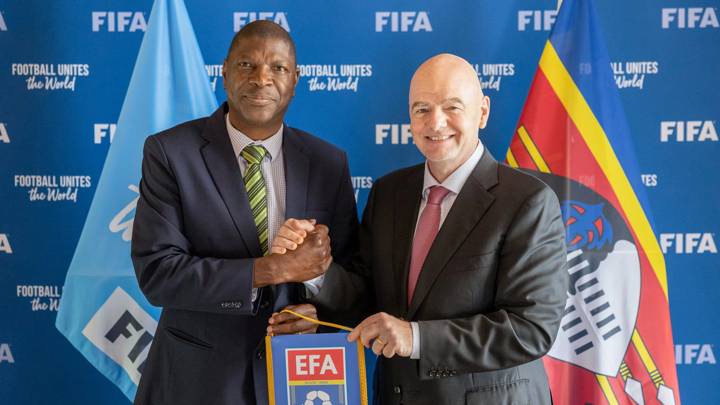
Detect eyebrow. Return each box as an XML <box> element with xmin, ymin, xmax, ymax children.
<box><xmin>411</xmin><ymin>98</ymin><xmax>465</xmax><ymax>109</ymax></box>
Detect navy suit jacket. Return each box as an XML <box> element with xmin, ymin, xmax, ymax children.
<box><xmin>131</xmin><ymin>103</ymin><xmax>358</xmax><ymax>405</ymax></box>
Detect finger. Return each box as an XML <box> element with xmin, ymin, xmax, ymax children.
<box><xmin>268</xmin><ymin>311</ymin><xmax>302</xmax><ymax>325</ymax></box>
<box><xmin>277</xmin><ymin>226</ymin><xmax>304</xmax><ymax>245</ymax></box>
<box><xmin>382</xmin><ymin>342</ymin><xmax>396</xmax><ymax>358</ymax></box>
<box><xmin>359</xmin><ymin>321</ymin><xmax>383</xmax><ymax>349</ymax></box>
<box><xmin>348</xmin><ymin>313</ymin><xmax>381</xmax><ymax>343</ymax></box>
<box><xmin>289</xmin><ymin>303</ymin><xmax>317</xmax><ymax>316</ymax></box>
<box><xmin>371</xmin><ymin>338</ymin><xmax>385</xmax><ymax>356</ymax></box>
<box><xmin>313</xmin><ymin>224</ymin><xmax>329</xmax><ymax>236</ymax></box>
<box><xmin>270</xmin><ymin>246</ymin><xmax>287</xmax><ymax>255</ymax></box>
<box><xmin>272</xmin><ymin>236</ymin><xmax>298</xmax><ymax>251</ymax></box>
<box><xmin>286</xmin><ymin>218</ymin><xmax>315</xmax><ymax>234</ymax></box>
<box><xmin>269</xmin><ymin>319</ymin><xmax>317</xmax><ymax>335</ymax></box>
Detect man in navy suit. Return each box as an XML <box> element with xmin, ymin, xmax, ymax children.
<box><xmin>131</xmin><ymin>21</ymin><xmax>358</xmax><ymax>405</ymax></box>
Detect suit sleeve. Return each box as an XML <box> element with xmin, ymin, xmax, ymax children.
<box><xmin>311</xmin><ymin>176</ymin><xmax>375</xmax><ymax>327</ymax></box>
<box><xmin>418</xmin><ymin>186</ymin><xmax>568</xmax><ymax>377</ymax></box>
<box><xmin>131</xmin><ymin>135</ymin><xmax>259</xmax><ymax>315</ymax></box>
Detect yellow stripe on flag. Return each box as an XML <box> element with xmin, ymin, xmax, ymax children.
<box><xmin>506</xmin><ymin>149</ymin><xmax>519</xmax><ymax>168</ymax></box>
<box><xmin>517</xmin><ymin>126</ymin><xmax>550</xmax><ymax>173</ymax></box>
<box><xmin>596</xmin><ymin>375</ymin><xmax>619</xmax><ymax>405</ymax></box>
<box><xmin>538</xmin><ymin>41</ymin><xmax>668</xmax><ymax>298</ymax></box>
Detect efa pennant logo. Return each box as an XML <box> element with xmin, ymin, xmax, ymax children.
<box><xmin>287</xmin><ymin>348</ymin><xmax>347</xmax><ymax>405</ymax></box>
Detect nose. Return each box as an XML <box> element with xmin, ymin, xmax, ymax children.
<box><xmin>249</xmin><ymin>64</ymin><xmax>272</xmax><ymax>87</ymax></box>
<box><xmin>428</xmin><ymin>108</ymin><xmax>447</xmax><ymax>132</ymax></box>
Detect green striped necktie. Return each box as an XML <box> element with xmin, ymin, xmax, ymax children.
<box><xmin>241</xmin><ymin>144</ymin><xmax>269</xmax><ymax>255</ymax></box>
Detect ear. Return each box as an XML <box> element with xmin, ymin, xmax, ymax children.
<box><xmin>478</xmin><ymin>96</ymin><xmax>491</xmax><ymax>129</ymax></box>
<box><xmin>292</xmin><ymin>66</ymin><xmax>300</xmax><ymax>96</ymax></box>
<box><xmin>221</xmin><ymin>59</ymin><xmax>228</xmax><ymax>89</ymax></box>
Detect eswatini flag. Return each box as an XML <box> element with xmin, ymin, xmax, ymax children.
<box><xmin>506</xmin><ymin>1</ymin><xmax>680</xmax><ymax>404</ymax></box>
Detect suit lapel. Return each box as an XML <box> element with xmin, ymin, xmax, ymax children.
<box><xmin>393</xmin><ymin>166</ymin><xmax>424</xmax><ymax>314</ymax></box>
<box><xmin>283</xmin><ymin>127</ymin><xmax>309</xmax><ymax>220</ymax></box>
<box><xmin>407</xmin><ymin>151</ymin><xmax>499</xmax><ymax>319</ymax></box>
<box><xmin>199</xmin><ymin>104</ymin><xmax>262</xmax><ymax>257</ymax></box>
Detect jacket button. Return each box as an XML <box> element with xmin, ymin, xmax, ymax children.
<box><xmin>393</xmin><ymin>385</ymin><xmax>401</xmax><ymax>394</ymax></box>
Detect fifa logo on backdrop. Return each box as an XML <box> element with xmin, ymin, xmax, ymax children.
<box><xmin>0</xmin><ymin>233</ymin><xmax>12</xmax><ymax>254</ymax></box>
<box><xmin>659</xmin><ymin>233</ymin><xmax>717</xmax><ymax>254</ymax></box>
<box><xmin>660</xmin><ymin>121</ymin><xmax>718</xmax><ymax>142</ymax></box>
<box><xmin>92</xmin><ymin>12</ymin><xmax>147</xmax><ymax>32</ymax></box>
<box><xmin>375</xmin><ymin>12</ymin><xmax>432</xmax><ymax>32</ymax></box>
<box><xmin>375</xmin><ymin>124</ymin><xmax>413</xmax><ymax>145</ymax></box>
<box><xmin>0</xmin><ymin>11</ymin><xmax>7</xmax><ymax>31</ymax></box>
<box><xmin>94</xmin><ymin>123</ymin><xmax>116</xmax><ymax>144</ymax></box>
<box><xmin>662</xmin><ymin>8</ymin><xmax>719</xmax><ymax>29</ymax></box>
<box><xmin>518</xmin><ymin>10</ymin><xmax>557</xmax><ymax>31</ymax></box>
<box><xmin>0</xmin><ymin>123</ymin><xmax>10</xmax><ymax>143</ymax></box>
<box><xmin>675</xmin><ymin>344</ymin><xmax>716</xmax><ymax>365</ymax></box>
<box><xmin>0</xmin><ymin>344</ymin><xmax>14</xmax><ymax>364</ymax></box>
<box><xmin>234</xmin><ymin>12</ymin><xmax>289</xmax><ymax>32</ymax></box>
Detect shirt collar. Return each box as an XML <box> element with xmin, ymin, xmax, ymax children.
<box><xmin>422</xmin><ymin>139</ymin><xmax>485</xmax><ymax>199</ymax></box>
<box><xmin>225</xmin><ymin>113</ymin><xmax>284</xmax><ymax>162</ymax></box>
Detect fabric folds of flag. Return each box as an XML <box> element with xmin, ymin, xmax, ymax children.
<box><xmin>55</xmin><ymin>0</ymin><xmax>217</xmax><ymax>400</ymax></box>
<box><xmin>505</xmin><ymin>0</ymin><xmax>680</xmax><ymax>404</ymax></box>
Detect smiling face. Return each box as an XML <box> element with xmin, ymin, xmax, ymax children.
<box><xmin>222</xmin><ymin>34</ymin><xmax>299</xmax><ymax>140</ymax></box>
<box><xmin>409</xmin><ymin>54</ymin><xmax>490</xmax><ymax>181</ymax></box>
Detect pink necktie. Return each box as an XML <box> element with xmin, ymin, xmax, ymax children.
<box><xmin>407</xmin><ymin>186</ymin><xmax>450</xmax><ymax>305</ymax></box>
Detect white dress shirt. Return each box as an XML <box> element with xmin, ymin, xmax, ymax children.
<box><xmin>409</xmin><ymin>139</ymin><xmax>485</xmax><ymax>359</ymax></box>
<box><xmin>225</xmin><ymin>114</ymin><xmax>323</xmax><ymax>301</ymax></box>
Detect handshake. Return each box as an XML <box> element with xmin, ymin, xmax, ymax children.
<box><xmin>252</xmin><ymin>218</ymin><xmax>332</xmax><ymax>288</ymax></box>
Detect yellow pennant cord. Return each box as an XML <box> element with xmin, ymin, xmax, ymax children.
<box><xmin>278</xmin><ymin>309</ymin><xmax>353</xmax><ymax>332</ymax></box>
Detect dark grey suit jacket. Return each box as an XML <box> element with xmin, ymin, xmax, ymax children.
<box><xmin>131</xmin><ymin>103</ymin><xmax>358</xmax><ymax>405</ymax></box>
<box><xmin>314</xmin><ymin>151</ymin><xmax>567</xmax><ymax>405</ymax></box>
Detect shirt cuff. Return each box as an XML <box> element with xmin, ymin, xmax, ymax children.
<box><xmin>410</xmin><ymin>322</ymin><xmax>420</xmax><ymax>359</ymax></box>
<box><xmin>251</xmin><ymin>288</ymin><xmax>258</xmax><ymax>302</ymax></box>
<box><xmin>302</xmin><ymin>274</ymin><xmax>325</xmax><ymax>297</ymax></box>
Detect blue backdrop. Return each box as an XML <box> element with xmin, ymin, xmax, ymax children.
<box><xmin>0</xmin><ymin>0</ymin><xmax>718</xmax><ymax>403</ymax></box>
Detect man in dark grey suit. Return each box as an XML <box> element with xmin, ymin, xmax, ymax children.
<box><xmin>270</xmin><ymin>54</ymin><xmax>568</xmax><ymax>405</ymax></box>
<box><xmin>131</xmin><ymin>21</ymin><xmax>358</xmax><ymax>405</ymax></box>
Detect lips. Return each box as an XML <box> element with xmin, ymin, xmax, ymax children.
<box><xmin>426</xmin><ymin>134</ymin><xmax>454</xmax><ymax>141</ymax></box>
<box><xmin>242</xmin><ymin>93</ymin><xmax>276</xmax><ymax>106</ymax></box>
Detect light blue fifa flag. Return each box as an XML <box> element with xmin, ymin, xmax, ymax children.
<box><xmin>55</xmin><ymin>0</ymin><xmax>217</xmax><ymax>400</ymax></box>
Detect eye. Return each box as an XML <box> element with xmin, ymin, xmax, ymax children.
<box><xmin>446</xmin><ymin>105</ymin><xmax>463</xmax><ymax>112</ymax></box>
<box><xmin>273</xmin><ymin>65</ymin><xmax>289</xmax><ymax>73</ymax></box>
<box><xmin>412</xmin><ymin>107</ymin><xmax>428</xmax><ymax>115</ymax></box>
<box><xmin>237</xmin><ymin>61</ymin><xmax>253</xmax><ymax>69</ymax></box>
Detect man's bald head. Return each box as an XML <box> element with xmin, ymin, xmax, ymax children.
<box><xmin>408</xmin><ymin>53</ymin><xmax>490</xmax><ymax>182</ymax></box>
<box><xmin>409</xmin><ymin>53</ymin><xmax>484</xmax><ymax>109</ymax></box>
<box><xmin>226</xmin><ymin>20</ymin><xmax>296</xmax><ymax>65</ymax></box>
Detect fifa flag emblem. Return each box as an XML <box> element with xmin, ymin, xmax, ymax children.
<box><xmin>267</xmin><ymin>333</ymin><xmax>368</xmax><ymax>405</ymax></box>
